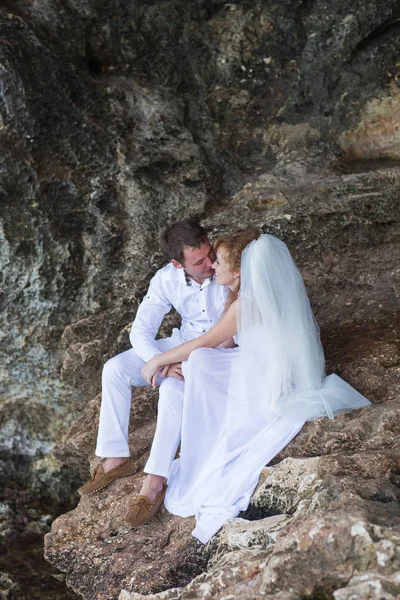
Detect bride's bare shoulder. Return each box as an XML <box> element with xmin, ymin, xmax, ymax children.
<box><xmin>226</xmin><ymin>299</ymin><xmax>237</xmax><ymax>312</ymax></box>
<box><xmin>224</xmin><ymin>299</ymin><xmax>238</xmax><ymax>321</ymax></box>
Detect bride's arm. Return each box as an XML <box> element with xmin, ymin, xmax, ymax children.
<box><xmin>142</xmin><ymin>301</ymin><xmax>237</xmax><ymax>385</ymax></box>
<box><xmin>219</xmin><ymin>337</ymin><xmax>237</xmax><ymax>349</ymax></box>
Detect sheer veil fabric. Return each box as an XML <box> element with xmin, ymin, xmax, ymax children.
<box><xmin>236</xmin><ymin>234</ymin><xmax>370</xmax><ymax>423</ymax></box>
<box><xmin>164</xmin><ymin>234</ymin><xmax>371</xmax><ymax>543</ymax></box>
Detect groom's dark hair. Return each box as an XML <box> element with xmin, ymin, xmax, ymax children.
<box><xmin>160</xmin><ymin>220</ymin><xmax>208</xmax><ymax>264</ymax></box>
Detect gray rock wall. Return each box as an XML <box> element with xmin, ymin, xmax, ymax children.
<box><xmin>0</xmin><ymin>0</ymin><xmax>400</xmax><ymax>598</ymax></box>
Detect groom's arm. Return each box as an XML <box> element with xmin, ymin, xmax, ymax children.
<box><xmin>129</xmin><ymin>274</ymin><xmax>172</xmax><ymax>363</ymax></box>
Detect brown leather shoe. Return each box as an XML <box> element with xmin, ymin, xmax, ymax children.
<box><xmin>78</xmin><ymin>459</ymin><xmax>137</xmax><ymax>495</ymax></box>
<box><xmin>124</xmin><ymin>483</ymin><xmax>167</xmax><ymax>527</ymax></box>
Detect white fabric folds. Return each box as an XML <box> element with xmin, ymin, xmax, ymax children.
<box><xmin>164</xmin><ymin>234</ymin><xmax>371</xmax><ymax>543</ymax></box>
<box><xmin>235</xmin><ymin>234</ymin><xmax>370</xmax><ymax>422</ymax></box>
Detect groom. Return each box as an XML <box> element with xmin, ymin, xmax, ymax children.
<box><xmin>78</xmin><ymin>220</ymin><xmax>226</xmax><ymax>523</ymax></box>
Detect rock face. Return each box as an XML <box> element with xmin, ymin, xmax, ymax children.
<box><xmin>1</xmin><ymin>0</ymin><xmax>400</xmax><ymax>598</ymax></box>
<box><xmin>44</xmin><ymin>304</ymin><xmax>400</xmax><ymax>599</ymax></box>
<box><xmin>116</xmin><ymin>454</ymin><xmax>400</xmax><ymax>600</ymax></box>
<box><xmin>2</xmin><ymin>0</ymin><xmax>400</xmax><ymax>422</ymax></box>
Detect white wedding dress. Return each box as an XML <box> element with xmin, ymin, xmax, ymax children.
<box><xmin>164</xmin><ymin>235</ymin><xmax>371</xmax><ymax>543</ymax></box>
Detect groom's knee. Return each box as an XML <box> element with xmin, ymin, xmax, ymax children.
<box><xmin>102</xmin><ymin>354</ymin><xmax>123</xmax><ymax>382</ymax></box>
<box><xmin>159</xmin><ymin>376</ymin><xmax>184</xmax><ymax>395</ymax></box>
<box><xmin>158</xmin><ymin>377</ymin><xmax>184</xmax><ymax>412</ymax></box>
<box><xmin>102</xmin><ymin>350</ymin><xmax>143</xmax><ymax>387</ymax></box>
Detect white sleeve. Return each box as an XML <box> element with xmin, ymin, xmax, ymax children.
<box><xmin>129</xmin><ymin>272</ymin><xmax>172</xmax><ymax>363</ymax></box>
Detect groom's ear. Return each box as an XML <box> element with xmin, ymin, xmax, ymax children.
<box><xmin>171</xmin><ymin>259</ymin><xmax>184</xmax><ymax>269</ymax></box>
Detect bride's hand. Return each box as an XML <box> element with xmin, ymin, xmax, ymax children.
<box><xmin>141</xmin><ymin>357</ymin><xmax>162</xmax><ymax>387</ymax></box>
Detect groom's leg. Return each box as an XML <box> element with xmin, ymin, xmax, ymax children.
<box><xmin>95</xmin><ymin>348</ymin><xmax>147</xmax><ymax>458</ymax></box>
<box><xmin>143</xmin><ymin>376</ymin><xmax>185</xmax><ymax>478</ymax></box>
<box><xmin>79</xmin><ymin>347</ymin><xmax>146</xmax><ymax>495</ymax></box>
<box><xmin>124</xmin><ymin>375</ymin><xmax>184</xmax><ymax>527</ymax></box>
<box><xmin>80</xmin><ymin>334</ymin><xmax>184</xmax><ymax>495</ymax></box>
<box><xmin>95</xmin><ymin>333</ymin><xmax>181</xmax><ymax>459</ymax></box>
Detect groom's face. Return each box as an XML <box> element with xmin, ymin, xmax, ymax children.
<box><xmin>175</xmin><ymin>240</ymin><xmax>216</xmax><ymax>283</ymax></box>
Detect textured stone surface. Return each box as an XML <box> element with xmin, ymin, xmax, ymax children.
<box><xmin>0</xmin><ymin>452</ymin><xmax>81</xmax><ymax>600</ymax></box>
<box><xmin>46</xmin><ymin>337</ymin><xmax>400</xmax><ymax>598</ymax></box>
<box><xmin>46</xmin><ymin>169</ymin><xmax>400</xmax><ymax>599</ymax></box>
<box><xmin>115</xmin><ymin>449</ymin><xmax>400</xmax><ymax>600</ymax></box>
<box><xmin>2</xmin><ymin>0</ymin><xmax>400</xmax><ymax>429</ymax></box>
<box><xmin>45</xmin><ymin>473</ymin><xmax>205</xmax><ymax>599</ymax></box>
<box><xmin>334</xmin><ymin>572</ymin><xmax>400</xmax><ymax>600</ymax></box>
<box><xmin>1</xmin><ymin>0</ymin><xmax>400</xmax><ymax>598</ymax></box>
<box><xmin>340</xmin><ymin>87</ymin><xmax>400</xmax><ymax>160</ymax></box>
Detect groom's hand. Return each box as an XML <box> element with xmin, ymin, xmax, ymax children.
<box><xmin>161</xmin><ymin>362</ymin><xmax>184</xmax><ymax>381</ymax></box>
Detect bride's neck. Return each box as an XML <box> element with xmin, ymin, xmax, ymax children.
<box><xmin>228</xmin><ymin>279</ymin><xmax>240</xmax><ymax>293</ymax></box>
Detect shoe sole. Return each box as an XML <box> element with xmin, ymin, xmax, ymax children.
<box><xmin>79</xmin><ymin>470</ymin><xmax>137</xmax><ymax>496</ymax></box>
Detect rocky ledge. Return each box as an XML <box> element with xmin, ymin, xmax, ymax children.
<box><xmin>44</xmin><ymin>166</ymin><xmax>400</xmax><ymax>599</ymax></box>
<box><xmin>45</xmin><ymin>379</ymin><xmax>400</xmax><ymax>600</ymax></box>
<box><xmin>45</xmin><ymin>269</ymin><xmax>400</xmax><ymax>600</ymax></box>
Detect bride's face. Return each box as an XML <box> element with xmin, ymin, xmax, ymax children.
<box><xmin>212</xmin><ymin>250</ymin><xmax>238</xmax><ymax>289</ymax></box>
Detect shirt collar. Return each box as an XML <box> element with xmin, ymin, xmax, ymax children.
<box><xmin>182</xmin><ymin>269</ymin><xmax>214</xmax><ymax>288</ymax></box>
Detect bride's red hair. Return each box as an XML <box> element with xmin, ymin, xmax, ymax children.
<box><xmin>214</xmin><ymin>228</ymin><xmax>261</xmax><ymax>310</ymax></box>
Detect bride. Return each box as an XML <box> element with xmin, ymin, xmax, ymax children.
<box><xmin>133</xmin><ymin>229</ymin><xmax>371</xmax><ymax>543</ymax></box>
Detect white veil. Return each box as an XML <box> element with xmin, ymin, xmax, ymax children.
<box><xmin>228</xmin><ymin>234</ymin><xmax>370</xmax><ymax>425</ymax></box>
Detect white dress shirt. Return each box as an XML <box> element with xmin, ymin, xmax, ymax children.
<box><xmin>130</xmin><ymin>263</ymin><xmax>227</xmax><ymax>363</ymax></box>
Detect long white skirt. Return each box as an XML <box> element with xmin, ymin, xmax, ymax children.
<box><xmin>164</xmin><ymin>346</ymin><xmax>371</xmax><ymax>544</ymax></box>
<box><xmin>164</xmin><ymin>347</ymin><xmax>304</xmax><ymax>543</ymax></box>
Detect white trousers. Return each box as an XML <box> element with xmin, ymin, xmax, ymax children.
<box><xmin>96</xmin><ymin>335</ymin><xmax>184</xmax><ymax>478</ymax></box>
